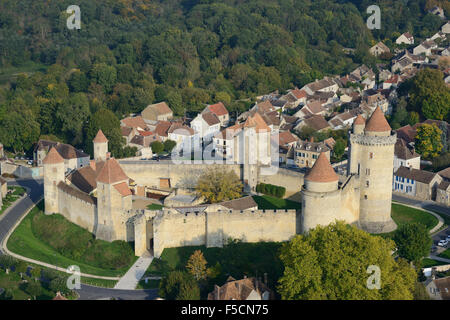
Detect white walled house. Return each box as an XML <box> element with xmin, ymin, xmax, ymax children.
<box><xmin>393</xmin><ymin>139</ymin><xmax>421</xmax><ymax>172</ymax></box>
<box><xmin>396</xmin><ymin>32</ymin><xmax>414</xmax><ymax>45</ymax></box>
<box><xmin>190</xmin><ymin>111</ymin><xmax>221</xmax><ymax>144</ymax></box>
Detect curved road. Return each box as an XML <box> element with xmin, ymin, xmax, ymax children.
<box><xmin>0</xmin><ymin>178</ymin><xmax>158</xmax><ymax>300</ymax></box>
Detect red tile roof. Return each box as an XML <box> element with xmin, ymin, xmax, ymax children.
<box><xmin>121</xmin><ymin>116</ymin><xmax>148</xmax><ymax>130</ymax></box>
<box><xmin>207</xmin><ymin>102</ymin><xmax>228</xmax><ymax>116</ymax></box>
<box><xmin>93</xmin><ymin>129</ymin><xmax>108</xmax><ymax>143</ymax></box>
<box><xmin>96</xmin><ymin>158</ymin><xmax>129</xmax><ymax>184</ymax></box>
<box><xmin>43</xmin><ymin>147</ymin><xmax>64</xmax><ymax>164</ymax></box>
<box><xmin>365</xmin><ymin>107</ymin><xmax>391</xmax><ymax>132</ymax></box>
<box><xmin>113</xmin><ymin>181</ymin><xmax>132</xmax><ymax>197</ymax></box>
<box><xmin>305</xmin><ymin>152</ymin><xmax>338</xmax><ymax>183</ymax></box>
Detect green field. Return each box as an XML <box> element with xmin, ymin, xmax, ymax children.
<box><xmin>7</xmin><ymin>202</ymin><xmax>137</xmax><ymax>277</ymax></box>
<box><xmin>438</xmin><ymin>249</ymin><xmax>450</xmax><ymax>260</ymax></box>
<box><xmin>147</xmin><ymin>203</ymin><xmax>164</xmax><ymax>210</ymax></box>
<box><xmin>391</xmin><ymin>203</ymin><xmax>439</xmax><ymax>231</ymax></box>
<box><xmin>252</xmin><ymin>195</ymin><xmax>302</xmax><ymax>210</ymax></box>
<box><xmin>421</xmin><ymin>258</ymin><xmax>449</xmax><ymax>268</ymax></box>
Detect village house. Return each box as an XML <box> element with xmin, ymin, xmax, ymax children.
<box><xmin>203</xmin><ymin>102</ymin><xmax>229</xmax><ymax>127</ymax></box>
<box><xmin>425</xmin><ymin>276</ymin><xmax>450</xmax><ymax>300</ymax></box>
<box><xmin>294</xmin><ymin>101</ymin><xmax>326</xmax><ymax>119</ymax></box>
<box><xmin>281</xmin><ymin>89</ymin><xmax>307</xmax><ymax>109</ymax></box>
<box><xmin>396</xmin><ymin>32</ymin><xmax>414</xmax><ymax>45</ymax></box>
<box><xmin>293</xmin><ymin>138</ymin><xmax>331</xmax><ymax>168</ymax></box>
<box><xmin>272</xmin><ymin>131</ymin><xmax>299</xmax><ymax>166</ymax></box>
<box><xmin>393</xmin><ymin>166</ymin><xmax>443</xmax><ymax>201</ymax></box>
<box><xmin>395</xmin><ymin>124</ymin><xmax>417</xmax><ymax>145</ymax></box>
<box><xmin>369</xmin><ymin>42</ymin><xmax>390</xmax><ymax>57</ymax></box>
<box><xmin>429</xmin><ymin>6</ymin><xmax>445</xmax><ymax>19</ymax></box>
<box><xmin>301</xmin><ymin>77</ymin><xmax>339</xmax><ymax>95</ymax></box>
<box><xmin>413</xmin><ymin>40</ymin><xmax>438</xmax><ymax>56</ymax></box>
<box><xmin>443</xmin><ymin>22</ymin><xmax>450</xmax><ymax>34</ymax></box>
<box><xmin>33</xmin><ymin>140</ymin><xmax>90</xmax><ymax>173</ymax></box>
<box><xmin>328</xmin><ymin>110</ymin><xmax>358</xmax><ymax>130</ymax></box>
<box><xmin>393</xmin><ymin>138</ymin><xmax>421</xmax><ymax>172</ymax></box>
<box><xmin>382</xmin><ymin>75</ymin><xmax>401</xmax><ymax>90</ymax></box>
<box><xmin>167</xmin><ymin>123</ymin><xmax>196</xmax><ymax>151</ymax></box>
<box><xmin>438</xmin><ymin>167</ymin><xmax>450</xmax><ymax>182</ymax></box>
<box><xmin>141</xmin><ymin>102</ymin><xmax>173</xmax><ymax>122</ymax></box>
<box><xmin>437</xmin><ymin>180</ymin><xmax>450</xmax><ymax>206</ymax></box>
<box><xmin>153</xmin><ymin>121</ymin><xmax>173</xmax><ymax>142</ymax></box>
<box><xmin>295</xmin><ymin>114</ymin><xmax>330</xmax><ymax>133</ymax></box>
<box><xmin>190</xmin><ymin>109</ymin><xmax>221</xmax><ymax>144</ymax></box>
<box><xmin>208</xmin><ymin>276</ymin><xmax>273</xmax><ymax>300</ymax></box>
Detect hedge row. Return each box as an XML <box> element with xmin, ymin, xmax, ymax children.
<box><xmin>256</xmin><ymin>183</ymin><xmax>286</xmax><ymax>198</ymax></box>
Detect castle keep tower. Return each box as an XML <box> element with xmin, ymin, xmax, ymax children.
<box><xmin>348</xmin><ymin>107</ymin><xmax>397</xmax><ymax>233</ymax></box>
<box><xmin>301</xmin><ymin>152</ymin><xmax>340</xmax><ymax>233</ymax></box>
<box><xmin>43</xmin><ymin>147</ymin><xmax>65</xmax><ymax>215</ymax></box>
<box><xmin>95</xmin><ymin>158</ymin><xmax>132</xmax><ymax>242</ymax></box>
<box><xmin>93</xmin><ymin>129</ymin><xmax>108</xmax><ymax>161</ymax></box>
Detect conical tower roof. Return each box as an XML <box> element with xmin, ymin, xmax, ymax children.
<box><xmin>42</xmin><ymin>147</ymin><xmax>64</xmax><ymax>164</ymax></box>
<box><xmin>96</xmin><ymin>158</ymin><xmax>128</xmax><ymax>184</ymax></box>
<box><xmin>93</xmin><ymin>129</ymin><xmax>108</xmax><ymax>143</ymax></box>
<box><xmin>365</xmin><ymin>107</ymin><xmax>391</xmax><ymax>132</ymax></box>
<box><xmin>354</xmin><ymin>114</ymin><xmax>365</xmax><ymax>125</ymax></box>
<box><xmin>305</xmin><ymin>152</ymin><xmax>338</xmax><ymax>183</ymax></box>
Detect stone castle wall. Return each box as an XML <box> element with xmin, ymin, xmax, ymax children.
<box><xmin>137</xmin><ymin>208</ymin><xmax>297</xmax><ymax>258</ymax></box>
<box><xmin>57</xmin><ymin>187</ymin><xmax>97</xmax><ymax>234</ymax></box>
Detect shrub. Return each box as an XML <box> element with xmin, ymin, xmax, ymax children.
<box><xmin>159</xmin><ymin>271</ymin><xmax>200</xmax><ymax>300</ymax></box>
<box><xmin>256</xmin><ymin>183</ymin><xmax>285</xmax><ymax>198</ymax></box>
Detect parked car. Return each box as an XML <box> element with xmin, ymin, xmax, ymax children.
<box><xmin>438</xmin><ymin>240</ymin><xmax>448</xmax><ymax>247</ymax></box>
<box><xmin>446</xmin><ymin>235</ymin><xmax>450</xmax><ymax>241</ymax></box>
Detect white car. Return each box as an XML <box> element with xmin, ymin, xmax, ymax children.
<box><xmin>438</xmin><ymin>240</ymin><xmax>448</xmax><ymax>247</ymax></box>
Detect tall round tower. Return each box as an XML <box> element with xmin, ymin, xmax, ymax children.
<box><xmin>43</xmin><ymin>147</ymin><xmax>65</xmax><ymax>215</ymax></box>
<box><xmin>93</xmin><ymin>129</ymin><xmax>109</xmax><ymax>161</ymax></box>
<box><xmin>301</xmin><ymin>152</ymin><xmax>340</xmax><ymax>233</ymax></box>
<box><xmin>350</xmin><ymin>107</ymin><xmax>397</xmax><ymax>233</ymax></box>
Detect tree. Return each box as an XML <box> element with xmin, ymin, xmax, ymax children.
<box><xmin>26</xmin><ymin>281</ymin><xmax>43</xmax><ymax>300</ymax></box>
<box><xmin>150</xmin><ymin>141</ymin><xmax>164</xmax><ymax>154</ymax></box>
<box><xmin>332</xmin><ymin>138</ymin><xmax>346</xmax><ymax>161</ymax></box>
<box><xmin>186</xmin><ymin>250</ymin><xmax>207</xmax><ymax>281</ymax></box>
<box><xmin>393</xmin><ymin>222</ymin><xmax>432</xmax><ymax>267</ymax></box>
<box><xmin>163</xmin><ymin>140</ymin><xmax>176</xmax><ymax>153</ymax></box>
<box><xmin>277</xmin><ymin>221</ymin><xmax>416</xmax><ymax>300</ymax></box>
<box><xmin>159</xmin><ymin>271</ymin><xmax>200</xmax><ymax>300</ymax></box>
<box><xmin>196</xmin><ymin>167</ymin><xmax>243</xmax><ymax>203</ymax></box>
<box><xmin>415</xmin><ymin>123</ymin><xmax>443</xmax><ymax>159</ymax></box>
<box><xmin>409</xmin><ymin>69</ymin><xmax>450</xmax><ymax>121</ymax></box>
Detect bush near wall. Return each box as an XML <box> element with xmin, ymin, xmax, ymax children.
<box><xmin>256</xmin><ymin>183</ymin><xmax>286</xmax><ymax>198</ymax></box>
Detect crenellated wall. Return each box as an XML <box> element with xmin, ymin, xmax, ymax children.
<box><xmin>136</xmin><ymin>208</ymin><xmax>297</xmax><ymax>258</ymax></box>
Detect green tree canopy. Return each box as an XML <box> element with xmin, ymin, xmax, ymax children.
<box><xmin>277</xmin><ymin>222</ymin><xmax>416</xmax><ymax>300</ymax></box>
<box><xmin>196</xmin><ymin>167</ymin><xmax>243</xmax><ymax>203</ymax></box>
<box><xmin>393</xmin><ymin>222</ymin><xmax>432</xmax><ymax>267</ymax></box>
<box><xmin>415</xmin><ymin>123</ymin><xmax>443</xmax><ymax>159</ymax></box>
<box><xmin>159</xmin><ymin>271</ymin><xmax>200</xmax><ymax>300</ymax></box>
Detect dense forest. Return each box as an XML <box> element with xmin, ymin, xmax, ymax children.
<box><xmin>0</xmin><ymin>0</ymin><xmax>447</xmax><ymax>156</ymax></box>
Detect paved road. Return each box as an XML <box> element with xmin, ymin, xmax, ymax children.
<box><xmin>392</xmin><ymin>194</ymin><xmax>450</xmax><ymax>216</ymax></box>
<box><xmin>0</xmin><ymin>178</ymin><xmax>44</xmax><ymax>254</ymax></box>
<box><xmin>76</xmin><ymin>284</ymin><xmax>158</xmax><ymax>300</ymax></box>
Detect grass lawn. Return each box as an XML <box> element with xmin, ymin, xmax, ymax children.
<box><xmin>147</xmin><ymin>203</ymin><xmax>164</xmax><ymax>210</ymax></box>
<box><xmin>252</xmin><ymin>195</ymin><xmax>301</xmax><ymax>210</ymax></box>
<box><xmin>136</xmin><ymin>279</ymin><xmax>160</xmax><ymax>290</ymax></box>
<box><xmin>7</xmin><ymin>202</ymin><xmax>137</xmax><ymax>277</ymax></box>
<box><xmin>0</xmin><ymin>186</ymin><xmax>26</xmax><ymax>215</ymax></box>
<box><xmin>438</xmin><ymin>249</ymin><xmax>450</xmax><ymax>260</ymax></box>
<box><xmin>391</xmin><ymin>203</ymin><xmax>438</xmax><ymax>230</ymax></box>
<box><xmin>0</xmin><ymin>270</ymin><xmax>62</xmax><ymax>300</ymax></box>
<box><xmin>421</xmin><ymin>258</ymin><xmax>449</xmax><ymax>268</ymax></box>
<box><xmin>146</xmin><ymin>241</ymin><xmax>284</xmax><ymax>298</ymax></box>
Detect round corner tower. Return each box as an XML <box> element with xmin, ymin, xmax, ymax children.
<box><xmin>301</xmin><ymin>152</ymin><xmax>340</xmax><ymax>233</ymax></box>
<box><xmin>348</xmin><ymin>107</ymin><xmax>397</xmax><ymax>234</ymax></box>
<box><xmin>93</xmin><ymin>129</ymin><xmax>108</xmax><ymax>161</ymax></box>
<box><xmin>43</xmin><ymin>147</ymin><xmax>65</xmax><ymax>215</ymax></box>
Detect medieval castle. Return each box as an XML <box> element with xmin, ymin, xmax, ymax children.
<box><xmin>43</xmin><ymin>107</ymin><xmax>397</xmax><ymax>257</ymax></box>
